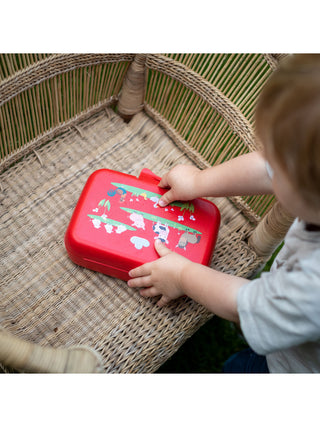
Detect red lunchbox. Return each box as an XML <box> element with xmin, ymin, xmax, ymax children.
<box><xmin>65</xmin><ymin>169</ymin><xmax>220</xmax><ymax>281</ymax></box>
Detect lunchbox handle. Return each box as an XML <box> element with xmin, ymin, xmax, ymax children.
<box><xmin>138</xmin><ymin>168</ymin><xmax>161</xmax><ymax>184</ymax></box>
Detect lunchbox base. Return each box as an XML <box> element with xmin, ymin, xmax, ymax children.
<box><xmin>68</xmin><ymin>253</ymin><xmax>131</xmax><ymax>282</ymax></box>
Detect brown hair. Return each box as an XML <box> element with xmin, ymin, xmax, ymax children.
<box><xmin>255</xmin><ymin>54</ymin><xmax>320</xmax><ymax>209</ymax></box>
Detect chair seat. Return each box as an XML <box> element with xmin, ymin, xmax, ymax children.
<box><xmin>0</xmin><ymin>107</ymin><xmax>264</xmax><ymax>372</ymax></box>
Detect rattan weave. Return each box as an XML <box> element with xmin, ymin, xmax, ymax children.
<box><xmin>0</xmin><ymin>53</ymin><xmax>294</xmax><ymax>372</ymax></box>
<box><xmin>1</xmin><ymin>108</ymin><xmax>264</xmax><ymax>372</ymax></box>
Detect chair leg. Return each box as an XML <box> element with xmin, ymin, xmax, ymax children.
<box><xmin>118</xmin><ymin>54</ymin><xmax>147</xmax><ymax>122</ymax></box>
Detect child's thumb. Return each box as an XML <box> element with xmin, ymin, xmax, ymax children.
<box><xmin>154</xmin><ymin>239</ymin><xmax>172</xmax><ymax>257</ymax></box>
<box><xmin>158</xmin><ymin>190</ymin><xmax>174</xmax><ymax>207</ymax></box>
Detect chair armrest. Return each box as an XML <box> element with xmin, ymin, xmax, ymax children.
<box><xmin>0</xmin><ymin>330</ymin><xmax>102</xmax><ymax>373</ymax></box>
<box><xmin>249</xmin><ymin>201</ymin><xmax>294</xmax><ymax>258</ymax></box>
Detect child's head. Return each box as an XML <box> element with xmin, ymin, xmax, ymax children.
<box><xmin>255</xmin><ymin>54</ymin><xmax>320</xmax><ymax>215</ymax></box>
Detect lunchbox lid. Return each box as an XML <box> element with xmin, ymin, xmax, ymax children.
<box><xmin>65</xmin><ymin>168</ymin><xmax>220</xmax><ymax>278</ymax></box>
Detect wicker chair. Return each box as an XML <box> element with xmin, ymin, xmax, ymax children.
<box><xmin>0</xmin><ymin>53</ymin><xmax>293</xmax><ymax>373</ymax></box>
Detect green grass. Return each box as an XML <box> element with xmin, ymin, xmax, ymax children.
<box><xmin>156</xmin><ymin>317</ymin><xmax>247</xmax><ymax>373</ymax></box>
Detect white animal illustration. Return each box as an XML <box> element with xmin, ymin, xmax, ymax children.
<box><xmin>153</xmin><ymin>222</ymin><xmax>170</xmax><ymax>243</ymax></box>
<box><xmin>129</xmin><ymin>212</ymin><xmax>146</xmax><ymax>230</ymax></box>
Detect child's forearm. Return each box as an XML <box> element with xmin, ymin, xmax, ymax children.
<box><xmin>180</xmin><ymin>262</ymin><xmax>249</xmax><ymax>323</ymax></box>
<box><xmin>158</xmin><ymin>152</ymin><xmax>273</xmax><ymax>207</ymax></box>
<box><xmin>196</xmin><ymin>151</ymin><xmax>273</xmax><ymax>198</ymax></box>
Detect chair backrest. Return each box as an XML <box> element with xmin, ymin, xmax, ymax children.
<box><xmin>145</xmin><ymin>54</ymin><xmax>274</xmax><ymax>220</ymax></box>
<box><xmin>0</xmin><ymin>54</ymin><xmax>133</xmax><ymax>170</ymax></box>
<box><xmin>118</xmin><ymin>53</ymin><xmax>294</xmax><ymax>256</ymax></box>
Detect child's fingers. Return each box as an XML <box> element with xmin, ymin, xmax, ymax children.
<box><xmin>158</xmin><ymin>173</ymin><xmax>169</xmax><ymax>189</ymax></box>
<box><xmin>154</xmin><ymin>239</ymin><xmax>172</xmax><ymax>257</ymax></box>
<box><xmin>157</xmin><ymin>295</ymin><xmax>172</xmax><ymax>307</ymax></box>
<box><xmin>128</xmin><ymin>261</ymin><xmax>153</xmax><ymax>279</ymax></box>
<box><xmin>158</xmin><ymin>190</ymin><xmax>175</xmax><ymax>207</ymax></box>
<box><xmin>158</xmin><ymin>174</ymin><xmax>175</xmax><ymax>207</ymax></box>
<box><xmin>128</xmin><ymin>275</ymin><xmax>151</xmax><ymax>288</ymax></box>
<box><xmin>139</xmin><ymin>287</ymin><xmax>161</xmax><ymax>298</ymax></box>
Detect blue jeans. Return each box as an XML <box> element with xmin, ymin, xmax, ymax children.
<box><xmin>223</xmin><ymin>348</ymin><xmax>269</xmax><ymax>373</ymax></box>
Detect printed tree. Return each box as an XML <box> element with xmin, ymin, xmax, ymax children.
<box><xmin>88</xmin><ymin>197</ymin><xmax>135</xmax><ymax>230</ymax></box>
<box><xmin>98</xmin><ymin>198</ymin><xmax>111</xmax><ymax>215</ymax></box>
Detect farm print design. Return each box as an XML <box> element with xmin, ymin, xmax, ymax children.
<box><xmin>87</xmin><ymin>181</ymin><xmax>202</xmax><ymax>252</ymax></box>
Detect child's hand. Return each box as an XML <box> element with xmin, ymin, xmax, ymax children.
<box><xmin>158</xmin><ymin>164</ymin><xmax>201</xmax><ymax>207</ymax></box>
<box><xmin>128</xmin><ymin>239</ymin><xmax>192</xmax><ymax>307</ymax></box>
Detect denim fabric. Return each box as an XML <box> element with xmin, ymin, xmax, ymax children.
<box><xmin>223</xmin><ymin>348</ymin><xmax>269</xmax><ymax>373</ymax></box>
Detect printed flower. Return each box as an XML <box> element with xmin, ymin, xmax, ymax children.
<box><xmin>104</xmin><ymin>224</ymin><xmax>113</xmax><ymax>234</ymax></box>
<box><xmin>178</xmin><ymin>216</ymin><xmax>184</xmax><ymax>221</ymax></box>
<box><xmin>92</xmin><ymin>218</ymin><xmax>101</xmax><ymax>229</ymax></box>
<box><xmin>116</xmin><ymin>225</ymin><xmax>127</xmax><ymax>234</ymax></box>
